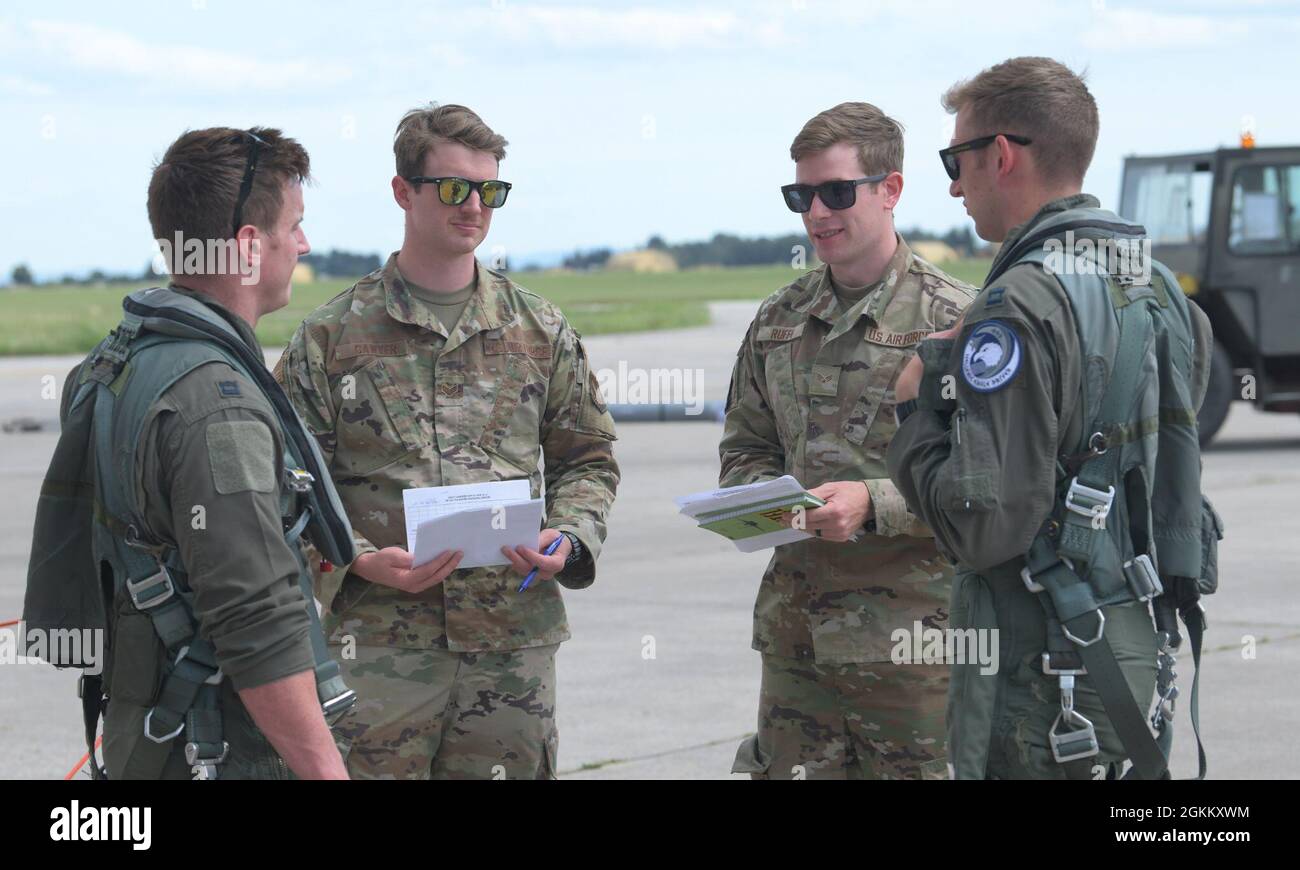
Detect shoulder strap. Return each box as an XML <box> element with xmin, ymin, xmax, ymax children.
<box><xmin>122</xmin><ymin>294</ymin><xmax>354</xmax><ymax>568</ymax></box>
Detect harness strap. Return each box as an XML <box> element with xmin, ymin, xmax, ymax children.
<box><xmin>285</xmin><ymin>504</ymin><xmax>355</xmax><ymax>718</ymax></box>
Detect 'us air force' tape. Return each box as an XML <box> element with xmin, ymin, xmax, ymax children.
<box><xmin>961</xmin><ymin>319</ymin><xmax>1021</xmax><ymax>392</ymax></box>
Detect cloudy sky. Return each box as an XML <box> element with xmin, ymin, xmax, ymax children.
<box><xmin>3</xmin><ymin>0</ymin><xmax>1298</xmax><ymax>279</ymax></box>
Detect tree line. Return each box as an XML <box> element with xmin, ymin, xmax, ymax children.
<box><xmin>560</xmin><ymin>226</ymin><xmax>979</xmax><ymax>270</ymax></box>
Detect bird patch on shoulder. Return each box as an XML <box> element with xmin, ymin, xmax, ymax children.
<box><xmin>961</xmin><ymin>320</ymin><xmax>1021</xmax><ymax>393</ymax></box>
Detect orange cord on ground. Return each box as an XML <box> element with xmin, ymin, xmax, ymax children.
<box><xmin>65</xmin><ymin>735</ymin><xmax>105</xmax><ymax>780</ymax></box>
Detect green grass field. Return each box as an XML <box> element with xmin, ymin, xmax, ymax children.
<box><xmin>0</xmin><ymin>260</ymin><xmax>991</xmax><ymax>356</ymax></box>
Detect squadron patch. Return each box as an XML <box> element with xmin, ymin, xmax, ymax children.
<box><xmin>961</xmin><ymin>320</ymin><xmax>1021</xmax><ymax>393</ymax></box>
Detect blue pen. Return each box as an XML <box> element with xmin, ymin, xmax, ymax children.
<box><xmin>518</xmin><ymin>534</ymin><xmax>564</xmax><ymax>593</ymax></box>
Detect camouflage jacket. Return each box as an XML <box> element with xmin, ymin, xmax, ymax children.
<box><xmin>719</xmin><ymin>235</ymin><xmax>976</xmax><ymax>663</ymax></box>
<box><xmin>276</xmin><ymin>254</ymin><xmax>619</xmax><ymax>652</ymax></box>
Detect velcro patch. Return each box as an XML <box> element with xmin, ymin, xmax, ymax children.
<box><xmin>864</xmin><ymin>327</ymin><xmax>930</xmax><ymax>347</ymax></box>
<box><xmin>483</xmin><ymin>338</ymin><xmax>552</xmax><ymax>358</ymax></box>
<box><xmin>961</xmin><ymin>320</ymin><xmax>1022</xmax><ymax>393</ymax></box>
<box><xmin>335</xmin><ymin>341</ymin><xmax>409</xmax><ymax>360</ymax></box>
<box><xmin>985</xmin><ymin>286</ymin><xmax>1006</xmax><ymax>307</ymax></box>
<box><xmin>810</xmin><ymin>364</ymin><xmax>840</xmax><ymax>396</ymax></box>
<box><xmin>206</xmin><ymin>420</ymin><xmax>276</xmax><ymax>494</ymax></box>
<box><xmin>756</xmin><ymin>324</ymin><xmax>804</xmax><ymax>342</ymax></box>
<box><xmin>217</xmin><ymin>380</ymin><xmax>241</xmax><ymax>397</ymax></box>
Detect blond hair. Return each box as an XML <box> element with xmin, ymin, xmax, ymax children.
<box><xmin>942</xmin><ymin>57</ymin><xmax>1099</xmax><ymax>183</ymax></box>
<box><xmin>790</xmin><ymin>102</ymin><xmax>904</xmax><ymax>176</ymax></box>
<box><xmin>393</xmin><ymin>103</ymin><xmax>508</xmax><ymax>178</ymax></box>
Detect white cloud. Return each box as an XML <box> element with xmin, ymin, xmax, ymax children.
<box><xmin>1080</xmin><ymin>8</ymin><xmax>1252</xmax><ymax>50</ymax></box>
<box><xmin>428</xmin><ymin>3</ymin><xmax>799</xmax><ymax>52</ymax></box>
<box><xmin>27</xmin><ymin>19</ymin><xmax>353</xmax><ymax>92</ymax></box>
<box><xmin>504</xmin><ymin>5</ymin><xmax>741</xmax><ymax>49</ymax></box>
<box><xmin>0</xmin><ymin>74</ymin><xmax>53</xmax><ymax>97</ymax></box>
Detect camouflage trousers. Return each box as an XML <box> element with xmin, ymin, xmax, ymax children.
<box><xmin>947</xmin><ymin>571</ymin><xmax>1159</xmax><ymax>780</ymax></box>
<box><xmin>329</xmin><ymin>642</ymin><xmax>559</xmax><ymax>780</ymax></box>
<box><xmin>732</xmin><ymin>655</ymin><xmax>949</xmax><ymax>780</ymax></box>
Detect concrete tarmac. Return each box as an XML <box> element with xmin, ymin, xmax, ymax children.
<box><xmin>1</xmin><ymin>300</ymin><xmax>1296</xmax><ymax>779</ymax></box>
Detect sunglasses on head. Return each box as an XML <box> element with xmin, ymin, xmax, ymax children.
<box><xmin>231</xmin><ymin>130</ymin><xmax>270</xmax><ymax>238</ymax></box>
<box><xmin>406</xmin><ymin>176</ymin><xmax>513</xmax><ymax>208</ymax></box>
<box><xmin>939</xmin><ymin>133</ymin><xmax>1032</xmax><ymax>181</ymax></box>
<box><xmin>781</xmin><ymin>173</ymin><xmax>888</xmax><ymax>213</ymax></box>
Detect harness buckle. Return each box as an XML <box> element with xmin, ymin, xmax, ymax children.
<box><xmin>285</xmin><ymin>467</ymin><xmax>315</xmax><ymax>493</ymax></box>
<box><xmin>185</xmin><ymin>741</ymin><xmax>229</xmax><ymax>781</ymax></box>
<box><xmin>1062</xmin><ymin>609</ymin><xmax>1106</xmax><ymax>647</ymax></box>
<box><xmin>1041</xmin><ymin>652</ymin><xmax>1086</xmax><ymax>676</ymax></box>
<box><xmin>1049</xmin><ymin>676</ymin><xmax>1100</xmax><ymax>762</ymax></box>
<box><xmin>1064</xmin><ymin>478</ymin><xmax>1115</xmax><ymax>526</ymax></box>
<box><xmin>126</xmin><ymin>567</ymin><xmax>175</xmax><ymax>611</ymax></box>
<box><xmin>1123</xmin><ymin>554</ymin><xmax>1164</xmax><ymax>602</ymax></box>
<box><xmin>1049</xmin><ymin>710</ymin><xmax>1101</xmax><ymax>763</ymax></box>
<box><xmin>142</xmin><ymin>709</ymin><xmax>185</xmax><ymax>743</ymax></box>
<box><xmin>321</xmin><ymin>687</ymin><xmax>357</xmax><ymax>719</ymax></box>
<box><xmin>1021</xmin><ymin>555</ymin><xmax>1074</xmax><ymax>594</ymax></box>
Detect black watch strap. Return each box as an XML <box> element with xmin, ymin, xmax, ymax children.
<box><xmin>561</xmin><ymin>532</ymin><xmax>585</xmax><ymax>567</ymax></box>
<box><xmin>895</xmin><ymin>398</ymin><xmax>919</xmax><ymax>424</ymax></box>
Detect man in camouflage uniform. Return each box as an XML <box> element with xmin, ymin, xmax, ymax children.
<box><xmin>276</xmin><ymin>103</ymin><xmax>619</xmax><ymax>779</ymax></box>
<box><xmin>720</xmin><ymin>103</ymin><xmax>976</xmax><ymax>779</ymax></box>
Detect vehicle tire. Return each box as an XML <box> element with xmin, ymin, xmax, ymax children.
<box><xmin>1197</xmin><ymin>341</ymin><xmax>1234</xmax><ymax>446</ymax></box>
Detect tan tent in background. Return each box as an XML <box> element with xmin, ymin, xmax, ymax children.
<box><xmin>909</xmin><ymin>240</ymin><xmax>959</xmax><ymax>263</ymax></box>
<box><xmin>606</xmin><ymin>249</ymin><xmax>678</xmax><ymax>273</ymax></box>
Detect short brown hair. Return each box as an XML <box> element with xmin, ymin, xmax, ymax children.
<box><xmin>790</xmin><ymin>102</ymin><xmax>904</xmax><ymax>176</ymax></box>
<box><xmin>147</xmin><ymin>126</ymin><xmax>310</xmax><ymax>245</ymax></box>
<box><xmin>942</xmin><ymin>57</ymin><xmax>1099</xmax><ymax>183</ymax></box>
<box><xmin>394</xmin><ymin>103</ymin><xmax>508</xmax><ymax>178</ymax></box>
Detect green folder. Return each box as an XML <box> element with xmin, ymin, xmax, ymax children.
<box><xmin>695</xmin><ymin>492</ymin><xmax>826</xmax><ymax>541</ymax></box>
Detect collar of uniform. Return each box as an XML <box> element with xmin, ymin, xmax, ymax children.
<box><xmin>380</xmin><ymin>254</ymin><xmax>514</xmax><ymax>346</ymax></box>
<box><xmin>1000</xmin><ymin>193</ymin><xmax>1101</xmax><ymax>255</ymax></box>
<box><xmin>808</xmin><ymin>233</ymin><xmax>912</xmax><ymax>343</ymax></box>
<box><xmin>860</xmin><ymin>233</ymin><xmax>911</xmax><ymax>325</ymax></box>
<box><xmin>790</xmin><ymin>265</ymin><xmax>842</xmax><ymax>324</ymax></box>
<box><xmin>167</xmin><ymin>283</ymin><xmax>265</xmax><ymax>358</ymax></box>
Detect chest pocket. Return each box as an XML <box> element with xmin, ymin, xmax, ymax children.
<box><xmin>841</xmin><ymin>340</ymin><xmax>914</xmax><ymax>448</ymax></box>
<box><xmin>472</xmin><ymin>333</ymin><xmax>550</xmax><ymax>469</ymax></box>
<box><xmin>757</xmin><ymin>324</ymin><xmax>806</xmax><ymax>447</ymax></box>
<box><xmin>333</xmin><ymin>357</ymin><xmax>424</xmax><ymax>475</ymax></box>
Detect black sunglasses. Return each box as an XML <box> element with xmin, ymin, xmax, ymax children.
<box><xmin>231</xmin><ymin>130</ymin><xmax>270</xmax><ymax>238</ymax></box>
<box><xmin>939</xmin><ymin>133</ymin><xmax>1032</xmax><ymax>181</ymax></box>
<box><xmin>406</xmin><ymin>176</ymin><xmax>513</xmax><ymax>208</ymax></box>
<box><xmin>781</xmin><ymin>174</ymin><xmax>888</xmax><ymax>213</ymax></box>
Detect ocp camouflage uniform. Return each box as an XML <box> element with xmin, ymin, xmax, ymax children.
<box><xmin>275</xmin><ymin>254</ymin><xmax>619</xmax><ymax>780</ymax></box>
<box><xmin>719</xmin><ymin>235</ymin><xmax>976</xmax><ymax>779</ymax></box>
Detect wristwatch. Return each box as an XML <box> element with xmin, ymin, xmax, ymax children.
<box><xmin>895</xmin><ymin>398</ymin><xmax>919</xmax><ymax>424</ymax></box>
<box><xmin>561</xmin><ymin>531</ymin><xmax>585</xmax><ymax>567</ymax></box>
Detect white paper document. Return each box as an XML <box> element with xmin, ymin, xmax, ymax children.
<box><xmin>403</xmin><ymin>480</ymin><xmax>541</xmax><ymax>569</ymax></box>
